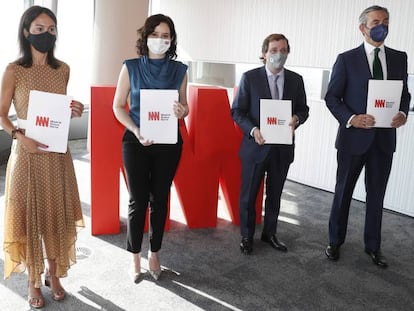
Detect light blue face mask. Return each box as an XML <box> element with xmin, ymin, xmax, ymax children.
<box><xmin>268</xmin><ymin>52</ymin><xmax>288</xmax><ymax>69</ymax></box>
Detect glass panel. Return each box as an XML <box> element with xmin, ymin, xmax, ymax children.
<box><xmin>187</xmin><ymin>61</ymin><xmax>330</xmax><ymax>102</ymax></box>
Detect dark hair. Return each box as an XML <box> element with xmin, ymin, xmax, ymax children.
<box><xmin>136</xmin><ymin>14</ymin><xmax>178</xmax><ymax>59</ymax></box>
<box><xmin>260</xmin><ymin>33</ymin><xmax>290</xmax><ymax>64</ymax></box>
<box><xmin>16</xmin><ymin>5</ymin><xmax>60</xmax><ymax>69</ymax></box>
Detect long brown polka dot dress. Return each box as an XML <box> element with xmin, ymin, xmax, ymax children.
<box><xmin>3</xmin><ymin>62</ymin><xmax>85</xmax><ymax>288</ymax></box>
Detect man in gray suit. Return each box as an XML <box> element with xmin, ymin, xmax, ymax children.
<box><xmin>231</xmin><ymin>33</ymin><xmax>309</xmax><ymax>255</ymax></box>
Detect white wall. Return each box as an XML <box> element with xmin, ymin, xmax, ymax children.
<box><xmin>91</xmin><ymin>0</ymin><xmax>150</xmax><ymax>85</ymax></box>
<box><xmin>289</xmin><ymin>100</ymin><xmax>414</xmax><ymax>217</ymax></box>
<box><xmin>152</xmin><ymin>0</ymin><xmax>414</xmax><ymax>73</ymax></box>
<box><xmin>152</xmin><ymin>0</ymin><xmax>414</xmax><ymax>216</ymax></box>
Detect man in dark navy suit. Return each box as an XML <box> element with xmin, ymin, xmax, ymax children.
<box><xmin>324</xmin><ymin>5</ymin><xmax>411</xmax><ymax>268</ymax></box>
<box><xmin>231</xmin><ymin>34</ymin><xmax>309</xmax><ymax>255</ymax></box>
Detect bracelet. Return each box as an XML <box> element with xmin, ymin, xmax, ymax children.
<box><xmin>11</xmin><ymin>128</ymin><xmax>24</xmax><ymax>139</ymax></box>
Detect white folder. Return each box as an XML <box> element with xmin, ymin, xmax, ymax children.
<box><xmin>260</xmin><ymin>99</ymin><xmax>292</xmax><ymax>145</ymax></box>
<box><xmin>140</xmin><ymin>89</ymin><xmax>178</xmax><ymax>144</ymax></box>
<box><xmin>366</xmin><ymin>80</ymin><xmax>402</xmax><ymax>128</ymax></box>
<box><xmin>25</xmin><ymin>90</ymin><xmax>72</xmax><ymax>153</ymax></box>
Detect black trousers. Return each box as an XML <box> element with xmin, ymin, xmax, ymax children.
<box><xmin>122</xmin><ymin>130</ymin><xmax>182</xmax><ymax>253</ymax></box>
<box><xmin>239</xmin><ymin>145</ymin><xmax>294</xmax><ymax>238</ymax></box>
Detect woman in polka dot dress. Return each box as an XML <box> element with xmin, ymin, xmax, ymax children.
<box><xmin>0</xmin><ymin>6</ymin><xmax>84</xmax><ymax>309</ymax></box>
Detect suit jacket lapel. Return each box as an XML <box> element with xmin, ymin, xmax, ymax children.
<box><xmin>282</xmin><ymin>70</ymin><xmax>292</xmax><ymax>100</ymax></box>
<box><xmin>258</xmin><ymin>66</ymin><xmax>272</xmax><ymax>99</ymax></box>
<box><xmin>384</xmin><ymin>46</ymin><xmax>397</xmax><ymax>79</ymax></box>
<box><xmin>357</xmin><ymin>44</ymin><xmax>373</xmax><ymax>80</ymax></box>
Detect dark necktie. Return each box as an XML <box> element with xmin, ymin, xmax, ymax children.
<box><xmin>373</xmin><ymin>47</ymin><xmax>383</xmax><ymax>80</ymax></box>
<box><xmin>274</xmin><ymin>75</ymin><xmax>280</xmax><ymax>99</ymax></box>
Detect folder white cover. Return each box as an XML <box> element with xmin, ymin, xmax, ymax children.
<box><xmin>25</xmin><ymin>90</ymin><xmax>72</xmax><ymax>153</ymax></box>
<box><xmin>366</xmin><ymin>80</ymin><xmax>403</xmax><ymax>128</ymax></box>
<box><xmin>140</xmin><ymin>89</ymin><xmax>178</xmax><ymax>144</ymax></box>
<box><xmin>260</xmin><ymin>99</ymin><xmax>292</xmax><ymax>144</ymax></box>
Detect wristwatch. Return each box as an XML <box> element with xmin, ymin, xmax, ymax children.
<box><xmin>11</xmin><ymin>128</ymin><xmax>24</xmax><ymax>139</ymax></box>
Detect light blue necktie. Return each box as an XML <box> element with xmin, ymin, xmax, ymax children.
<box><xmin>274</xmin><ymin>75</ymin><xmax>280</xmax><ymax>99</ymax></box>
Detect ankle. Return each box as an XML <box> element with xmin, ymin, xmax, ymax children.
<box><xmin>45</xmin><ymin>267</ymin><xmax>56</xmax><ymax>277</ymax></box>
<box><xmin>45</xmin><ymin>274</ymin><xmax>63</xmax><ymax>289</ymax></box>
<box><xmin>148</xmin><ymin>251</ymin><xmax>160</xmax><ymax>270</ymax></box>
<box><xmin>133</xmin><ymin>252</ymin><xmax>141</xmax><ymax>270</ymax></box>
<box><xmin>28</xmin><ymin>282</ymin><xmax>43</xmax><ymax>298</ymax></box>
<box><xmin>28</xmin><ymin>281</ymin><xmax>40</xmax><ymax>290</ymax></box>
<box><xmin>148</xmin><ymin>251</ymin><xmax>159</xmax><ymax>262</ymax></box>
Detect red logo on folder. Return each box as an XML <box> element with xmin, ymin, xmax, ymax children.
<box><xmin>267</xmin><ymin>117</ymin><xmax>278</xmax><ymax>125</ymax></box>
<box><xmin>148</xmin><ymin>111</ymin><xmax>160</xmax><ymax>121</ymax></box>
<box><xmin>374</xmin><ymin>99</ymin><xmax>386</xmax><ymax>108</ymax></box>
<box><xmin>267</xmin><ymin>116</ymin><xmax>286</xmax><ymax>125</ymax></box>
<box><xmin>35</xmin><ymin>116</ymin><xmax>50</xmax><ymax>127</ymax></box>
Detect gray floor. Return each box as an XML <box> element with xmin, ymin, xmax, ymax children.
<box><xmin>0</xmin><ymin>139</ymin><xmax>413</xmax><ymax>311</ymax></box>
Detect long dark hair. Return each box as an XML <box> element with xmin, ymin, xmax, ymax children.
<box><xmin>136</xmin><ymin>14</ymin><xmax>178</xmax><ymax>59</ymax></box>
<box><xmin>16</xmin><ymin>5</ymin><xmax>60</xmax><ymax>68</ymax></box>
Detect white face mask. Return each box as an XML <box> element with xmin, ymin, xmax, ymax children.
<box><xmin>147</xmin><ymin>38</ymin><xmax>171</xmax><ymax>55</ymax></box>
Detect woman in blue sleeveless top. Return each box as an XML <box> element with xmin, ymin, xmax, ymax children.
<box><xmin>113</xmin><ymin>14</ymin><xmax>188</xmax><ymax>282</ymax></box>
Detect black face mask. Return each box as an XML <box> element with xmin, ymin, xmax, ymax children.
<box><xmin>27</xmin><ymin>32</ymin><xmax>56</xmax><ymax>53</ymax></box>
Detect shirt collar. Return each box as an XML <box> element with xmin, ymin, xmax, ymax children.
<box><xmin>265</xmin><ymin>65</ymin><xmax>285</xmax><ymax>78</ymax></box>
<box><xmin>363</xmin><ymin>40</ymin><xmax>385</xmax><ymax>55</ymax></box>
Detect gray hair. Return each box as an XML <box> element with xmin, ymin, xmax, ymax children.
<box><xmin>359</xmin><ymin>5</ymin><xmax>389</xmax><ymax>25</ymax></box>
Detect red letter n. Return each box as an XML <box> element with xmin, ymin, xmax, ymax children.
<box><xmin>375</xmin><ymin>99</ymin><xmax>385</xmax><ymax>108</ymax></box>
<box><xmin>267</xmin><ymin>117</ymin><xmax>277</xmax><ymax>125</ymax></box>
<box><xmin>35</xmin><ymin>116</ymin><xmax>49</xmax><ymax>127</ymax></box>
<box><xmin>174</xmin><ymin>86</ymin><xmax>263</xmax><ymax>228</ymax></box>
<box><xmin>148</xmin><ymin>111</ymin><xmax>160</xmax><ymax>120</ymax></box>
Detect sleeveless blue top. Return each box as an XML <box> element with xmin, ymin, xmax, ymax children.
<box><xmin>124</xmin><ymin>56</ymin><xmax>188</xmax><ymax>127</ymax></box>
